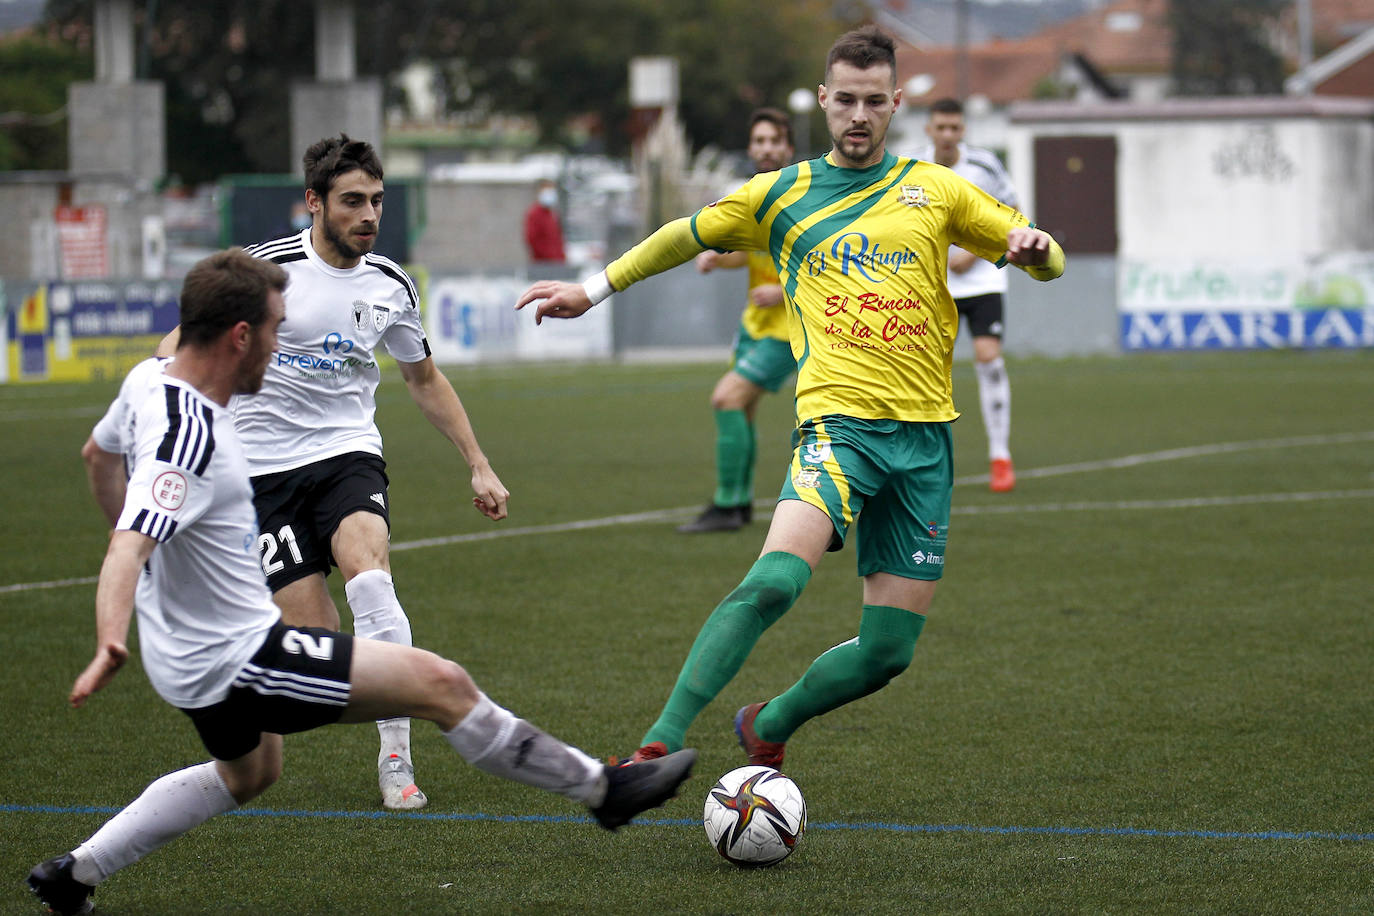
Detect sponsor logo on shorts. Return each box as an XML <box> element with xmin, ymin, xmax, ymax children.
<box><xmin>911</xmin><ymin>550</ymin><xmax>945</xmax><ymax>566</ymax></box>
<box><xmin>370</xmin><ymin>492</ymin><xmax>386</xmax><ymax>508</ymax></box>
<box><xmin>793</xmin><ymin>466</ymin><xmax>823</xmax><ymax>489</ymax></box>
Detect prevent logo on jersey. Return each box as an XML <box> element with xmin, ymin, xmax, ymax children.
<box><xmin>323</xmin><ymin>332</ymin><xmax>354</xmax><ymax>355</ymax></box>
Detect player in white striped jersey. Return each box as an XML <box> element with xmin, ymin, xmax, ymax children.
<box><xmin>28</xmin><ymin>249</ymin><xmax>695</xmax><ymax>916</ymax></box>
<box><xmin>159</xmin><ymin>135</ymin><xmax>508</xmax><ymax>809</ymax></box>
<box><xmin>919</xmin><ymin>98</ymin><xmax>1020</xmax><ymax>492</ymax></box>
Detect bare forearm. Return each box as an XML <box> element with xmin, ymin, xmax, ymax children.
<box><xmin>94</xmin><ymin>533</ymin><xmax>152</xmax><ymax>647</ymax></box>
<box><xmin>407</xmin><ymin>373</ymin><xmax>489</xmax><ymax>469</ymax></box>
<box><xmin>83</xmin><ymin>437</ymin><xmax>126</xmax><ymax>526</ymax></box>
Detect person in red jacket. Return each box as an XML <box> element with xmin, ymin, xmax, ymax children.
<box><xmin>524</xmin><ymin>179</ymin><xmax>566</xmax><ymax>263</ymax></box>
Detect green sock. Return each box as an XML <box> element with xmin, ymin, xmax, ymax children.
<box><xmin>754</xmin><ymin>605</ymin><xmax>925</xmax><ymax>744</ymax></box>
<box><xmin>741</xmin><ymin>419</ymin><xmax>757</xmax><ymax>508</ymax></box>
<box><xmin>642</xmin><ymin>552</ymin><xmax>812</xmax><ymax>751</ymax></box>
<box><xmin>713</xmin><ymin>409</ymin><xmax>753</xmax><ymax>508</ymax></box>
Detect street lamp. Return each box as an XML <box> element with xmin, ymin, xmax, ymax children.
<box><xmin>787</xmin><ymin>87</ymin><xmax>815</xmax><ymax>158</ymax></box>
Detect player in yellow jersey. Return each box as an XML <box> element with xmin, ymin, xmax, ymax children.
<box><xmin>517</xmin><ymin>26</ymin><xmax>1064</xmax><ymax>770</ymax></box>
<box><xmin>680</xmin><ymin>108</ymin><xmax>797</xmax><ymax>533</ymax></box>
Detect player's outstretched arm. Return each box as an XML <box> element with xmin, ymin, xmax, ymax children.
<box><xmin>515</xmin><ymin>281</ymin><xmax>596</xmax><ymax>326</ymax></box>
<box><xmin>398</xmin><ymin>356</ymin><xmax>510</xmax><ymax>521</ymax></box>
<box><xmin>1005</xmin><ymin>227</ymin><xmax>1065</xmax><ymax>281</ymax></box>
<box><xmin>71</xmin><ymin>530</ymin><xmax>155</xmax><ymax>708</ymax></box>
<box><xmin>518</xmin><ymin>215</ymin><xmax>718</xmax><ymax>324</ymax></box>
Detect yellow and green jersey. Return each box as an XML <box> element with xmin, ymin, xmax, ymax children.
<box><xmin>606</xmin><ymin>151</ymin><xmax>1061</xmax><ymax>425</ymax></box>
<box><xmin>740</xmin><ymin>249</ymin><xmax>789</xmax><ymax>342</ymax></box>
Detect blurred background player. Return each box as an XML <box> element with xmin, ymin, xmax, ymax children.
<box><xmin>918</xmin><ymin>98</ymin><xmax>1019</xmax><ymax>492</ymax></box>
<box><xmin>28</xmin><ymin>247</ymin><xmax>694</xmax><ymax>916</ymax></box>
<box><xmin>516</xmin><ymin>27</ymin><xmax>1063</xmax><ymax>771</ymax></box>
<box><xmin>680</xmin><ymin>108</ymin><xmax>797</xmax><ymax>533</ymax></box>
<box><xmin>159</xmin><ymin>134</ymin><xmax>511</xmax><ymax>810</ymax></box>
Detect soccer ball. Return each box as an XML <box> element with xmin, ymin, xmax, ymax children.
<box><xmin>703</xmin><ymin>765</ymin><xmax>806</xmax><ymax>867</ymax></box>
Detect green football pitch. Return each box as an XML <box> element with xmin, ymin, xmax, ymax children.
<box><xmin>2</xmin><ymin>351</ymin><xmax>1371</xmax><ymax>914</ymax></box>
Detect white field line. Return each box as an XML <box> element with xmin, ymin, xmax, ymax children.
<box><xmin>3</xmin><ymin>432</ymin><xmax>1370</xmax><ymax>596</ymax></box>
<box><xmin>953</xmin><ymin>431</ymin><xmax>1374</xmax><ymax>486</ymax></box>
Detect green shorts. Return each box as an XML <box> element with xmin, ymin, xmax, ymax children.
<box><xmin>777</xmin><ymin>416</ymin><xmax>952</xmax><ymax>580</ymax></box>
<box><xmin>732</xmin><ymin>325</ymin><xmax>796</xmax><ymax>393</ymax></box>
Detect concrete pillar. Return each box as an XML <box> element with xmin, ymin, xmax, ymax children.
<box><xmin>289</xmin><ymin>0</ymin><xmax>382</xmax><ymax>170</ymax></box>
<box><xmin>93</xmin><ymin>0</ymin><xmax>135</xmax><ymax>82</ymax></box>
<box><xmin>315</xmin><ymin>0</ymin><xmax>356</xmax><ymax>81</ymax></box>
<box><xmin>70</xmin><ymin>0</ymin><xmax>164</xmax><ymax>182</ymax></box>
<box><xmin>68</xmin><ymin>82</ymin><xmax>165</xmax><ymax>183</ymax></box>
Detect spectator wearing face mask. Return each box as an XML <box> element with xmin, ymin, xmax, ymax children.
<box><xmin>524</xmin><ymin>179</ymin><xmax>567</xmax><ymax>264</ymax></box>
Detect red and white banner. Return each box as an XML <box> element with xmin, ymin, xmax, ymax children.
<box><xmin>55</xmin><ymin>205</ymin><xmax>109</xmax><ymax>279</ymax></box>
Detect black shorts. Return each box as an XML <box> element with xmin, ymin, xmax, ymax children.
<box><xmin>955</xmin><ymin>292</ymin><xmax>1005</xmax><ymax>339</ymax></box>
<box><xmin>180</xmin><ymin>621</ymin><xmax>354</xmax><ymax>761</ymax></box>
<box><xmin>251</xmin><ymin>452</ymin><xmax>391</xmax><ymax>591</ymax></box>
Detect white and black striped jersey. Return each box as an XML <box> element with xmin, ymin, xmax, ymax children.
<box><xmin>916</xmin><ymin>142</ymin><xmax>1020</xmax><ymax>299</ymax></box>
<box><xmin>92</xmin><ymin>358</ymin><xmax>278</xmax><ymax>709</ymax></box>
<box><xmin>231</xmin><ymin>228</ymin><xmax>429</xmax><ymax>476</ymax></box>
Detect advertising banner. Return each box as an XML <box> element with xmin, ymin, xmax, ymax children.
<box><xmin>1119</xmin><ymin>254</ymin><xmax>1374</xmax><ymax>350</ymax></box>
<box><xmin>5</xmin><ymin>280</ymin><xmax>179</xmax><ymax>382</ymax></box>
<box><xmin>425</xmin><ymin>274</ymin><xmax>612</xmax><ymax>364</ymax></box>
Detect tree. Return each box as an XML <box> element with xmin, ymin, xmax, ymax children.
<box><xmin>38</xmin><ymin>1</ymin><xmax>852</xmax><ymax>181</ymax></box>
<box><xmin>1169</xmin><ymin>0</ymin><xmax>1287</xmax><ymax>96</ymax></box>
<box><xmin>0</xmin><ymin>33</ymin><xmax>91</xmax><ymax>171</ymax></box>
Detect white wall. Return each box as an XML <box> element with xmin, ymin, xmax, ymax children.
<box><xmin>1008</xmin><ymin>97</ymin><xmax>1374</xmax><ymax>262</ymax></box>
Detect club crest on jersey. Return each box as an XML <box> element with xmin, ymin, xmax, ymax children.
<box><xmin>352</xmin><ymin>301</ymin><xmax>389</xmax><ymax>333</ymax></box>
<box><xmin>900</xmin><ymin>185</ymin><xmax>929</xmax><ymax>208</ymax></box>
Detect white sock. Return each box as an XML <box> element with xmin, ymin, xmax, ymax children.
<box><xmin>442</xmin><ymin>692</ymin><xmax>606</xmax><ymax>805</ymax></box>
<box><xmin>69</xmin><ymin>762</ymin><xmax>236</xmax><ymax>885</ymax></box>
<box><xmin>346</xmin><ymin>568</ymin><xmax>416</xmax><ymax>766</ymax></box>
<box><xmin>975</xmin><ymin>356</ymin><xmax>1012</xmax><ymax>461</ymax></box>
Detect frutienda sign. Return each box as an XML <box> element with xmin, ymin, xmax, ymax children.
<box><xmin>1118</xmin><ymin>255</ymin><xmax>1374</xmax><ymax>350</ymax></box>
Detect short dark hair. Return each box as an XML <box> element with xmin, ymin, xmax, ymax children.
<box><xmin>178</xmin><ymin>248</ymin><xmax>288</xmax><ymax>348</ymax></box>
<box><xmin>930</xmin><ymin>97</ymin><xmax>964</xmax><ymax>116</ymax></box>
<box><xmin>825</xmin><ymin>25</ymin><xmax>897</xmax><ymax>84</ymax></box>
<box><xmin>749</xmin><ymin>107</ymin><xmax>794</xmax><ymax>147</ymax></box>
<box><xmin>302</xmin><ymin>134</ymin><xmax>384</xmax><ymax>199</ymax></box>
